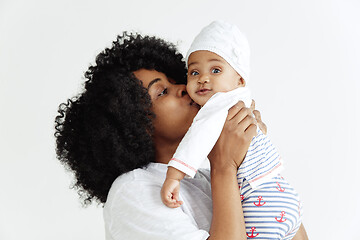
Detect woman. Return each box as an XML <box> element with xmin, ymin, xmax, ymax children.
<box><xmin>55</xmin><ymin>33</ymin><xmax>308</xmax><ymax>239</ymax></box>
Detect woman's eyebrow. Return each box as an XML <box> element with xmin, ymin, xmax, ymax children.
<box><xmin>147</xmin><ymin>78</ymin><xmax>161</xmax><ymax>90</ymax></box>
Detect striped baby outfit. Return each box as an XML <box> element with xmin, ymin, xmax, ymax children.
<box><xmin>239</xmin><ymin>175</ymin><xmax>302</xmax><ymax>239</ymax></box>
<box><xmin>238</xmin><ymin>128</ymin><xmax>284</xmax><ymax>189</ymax></box>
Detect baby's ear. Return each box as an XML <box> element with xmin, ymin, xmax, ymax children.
<box><xmin>238</xmin><ymin>76</ymin><xmax>246</xmax><ymax>87</ymax></box>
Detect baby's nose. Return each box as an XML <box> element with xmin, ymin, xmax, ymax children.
<box><xmin>198</xmin><ymin>75</ymin><xmax>210</xmax><ymax>84</ymax></box>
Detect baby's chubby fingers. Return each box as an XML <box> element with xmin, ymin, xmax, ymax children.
<box><xmin>161</xmin><ymin>190</ymin><xmax>182</xmax><ymax>208</ymax></box>
<box><xmin>171</xmin><ymin>199</ymin><xmax>183</xmax><ymax>208</ymax></box>
<box><xmin>161</xmin><ymin>178</ymin><xmax>183</xmax><ymax>208</ymax></box>
<box><xmin>169</xmin><ymin>185</ymin><xmax>183</xmax><ymax>207</ymax></box>
<box><xmin>167</xmin><ymin>194</ymin><xmax>183</xmax><ymax>208</ymax></box>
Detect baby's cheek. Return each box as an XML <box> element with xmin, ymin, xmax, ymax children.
<box><xmin>185</xmin><ymin>81</ymin><xmax>193</xmax><ymax>92</ymax></box>
<box><xmin>186</xmin><ymin>84</ymin><xmax>195</xmax><ymax>98</ymax></box>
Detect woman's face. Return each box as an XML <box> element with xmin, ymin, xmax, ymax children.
<box><xmin>133</xmin><ymin>69</ymin><xmax>200</xmax><ymax>143</ymax></box>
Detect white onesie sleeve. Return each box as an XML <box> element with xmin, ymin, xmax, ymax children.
<box><xmin>103</xmin><ymin>172</ymin><xmax>210</xmax><ymax>240</ymax></box>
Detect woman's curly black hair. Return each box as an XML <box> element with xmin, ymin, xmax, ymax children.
<box><xmin>54</xmin><ymin>32</ymin><xmax>187</xmax><ymax>205</ymax></box>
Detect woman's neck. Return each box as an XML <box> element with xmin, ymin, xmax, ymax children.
<box><xmin>153</xmin><ymin>138</ymin><xmax>181</xmax><ymax>165</ymax></box>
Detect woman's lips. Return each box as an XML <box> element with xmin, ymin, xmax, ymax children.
<box><xmin>196</xmin><ymin>88</ymin><xmax>211</xmax><ymax>95</ymax></box>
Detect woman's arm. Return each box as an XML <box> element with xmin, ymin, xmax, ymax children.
<box><xmin>209</xmin><ymin>168</ymin><xmax>246</xmax><ymax>240</ymax></box>
<box><xmin>208</xmin><ymin>101</ymin><xmax>258</xmax><ymax>240</ymax></box>
<box><xmin>292</xmin><ymin>224</ymin><xmax>309</xmax><ymax>240</ymax></box>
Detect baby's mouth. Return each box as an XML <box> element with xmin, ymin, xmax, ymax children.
<box><xmin>196</xmin><ymin>88</ymin><xmax>211</xmax><ymax>95</ymax></box>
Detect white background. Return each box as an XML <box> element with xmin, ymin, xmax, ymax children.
<box><xmin>1</xmin><ymin>0</ymin><xmax>359</xmax><ymax>239</ymax></box>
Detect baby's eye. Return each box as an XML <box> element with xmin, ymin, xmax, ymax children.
<box><xmin>190</xmin><ymin>71</ymin><xmax>199</xmax><ymax>76</ymax></box>
<box><xmin>158</xmin><ymin>88</ymin><xmax>168</xmax><ymax>97</ymax></box>
<box><xmin>212</xmin><ymin>68</ymin><xmax>221</xmax><ymax>74</ymax></box>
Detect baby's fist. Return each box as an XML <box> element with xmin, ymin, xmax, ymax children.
<box><xmin>160</xmin><ymin>178</ymin><xmax>183</xmax><ymax>208</ymax></box>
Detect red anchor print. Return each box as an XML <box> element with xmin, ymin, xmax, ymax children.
<box><xmin>241</xmin><ymin>195</ymin><xmax>245</xmax><ymax>201</ymax></box>
<box><xmin>276</xmin><ymin>182</ymin><xmax>285</xmax><ymax>192</ymax></box>
<box><xmin>275</xmin><ymin>211</ymin><xmax>287</xmax><ymax>222</ymax></box>
<box><xmin>253</xmin><ymin>196</ymin><xmax>266</xmax><ymax>206</ymax></box>
<box><xmin>246</xmin><ymin>227</ymin><xmax>259</xmax><ymax>238</ymax></box>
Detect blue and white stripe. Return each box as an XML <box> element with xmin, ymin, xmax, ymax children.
<box><xmin>238</xmin><ymin>128</ymin><xmax>284</xmax><ymax>189</ymax></box>
<box><xmin>240</xmin><ymin>175</ymin><xmax>303</xmax><ymax>239</ymax></box>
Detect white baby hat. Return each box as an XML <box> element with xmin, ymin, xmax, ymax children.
<box><xmin>186</xmin><ymin>20</ymin><xmax>251</xmax><ymax>83</ymax></box>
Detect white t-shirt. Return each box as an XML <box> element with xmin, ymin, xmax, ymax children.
<box><xmin>103</xmin><ymin>162</ymin><xmax>212</xmax><ymax>240</ymax></box>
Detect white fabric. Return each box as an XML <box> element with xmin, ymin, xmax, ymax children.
<box><xmin>103</xmin><ymin>163</ymin><xmax>212</xmax><ymax>240</ymax></box>
<box><xmin>186</xmin><ymin>20</ymin><xmax>251</xmax><ymax>83</ymax></box>
<box><xmin>169</xmin><ymin>87</ymin><xmax>252</xmax><ymax>178</ymax></box>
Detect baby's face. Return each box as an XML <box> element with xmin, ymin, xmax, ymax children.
<box><xmin>186</xmin><ymin>50</ymin><xmax>244</xmax><ymax>106</ymax></box>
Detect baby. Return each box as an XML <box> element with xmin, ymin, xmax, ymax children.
<box><xmin>161</xmin><ymin>21</ymin><xmax>303</xmax><ymax>239</ymax></box>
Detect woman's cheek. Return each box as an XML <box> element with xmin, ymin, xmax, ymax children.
<box><xmin>154</xmin><ymin>99</ymin><xmax>180</xmax><ymax>123</ymax></box>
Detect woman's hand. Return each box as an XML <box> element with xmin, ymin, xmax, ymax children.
<box><xmin>251</xmin><ymin>100</ymin><xmax>267</xmax><ymax>135</ymax></box>
<box><xmin>208</xmin><ymin>101</ymin><xmax>257</xmax><ymax>172</ymax></box>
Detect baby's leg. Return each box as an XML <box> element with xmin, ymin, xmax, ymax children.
<box><xmin>239</xmin><ymin>175</ymin><xmax>303</xmax><ymax>239</ymax></box>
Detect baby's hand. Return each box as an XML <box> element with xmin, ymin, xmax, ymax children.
<box><xmin>161</xmin><ymin>178</ymin><xmax>183</xmax><ymax>208</ymax></box>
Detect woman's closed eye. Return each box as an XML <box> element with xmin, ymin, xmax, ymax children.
<box><xmin>158</xmin><ymin>88</ymin><xmax>168</xmax><ymax>97</ymax></box>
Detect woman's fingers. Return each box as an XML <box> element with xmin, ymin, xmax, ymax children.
<box><xmin>210</xmin><ymin>101</ymin><xmax>259</xmax><ymax>169</ymax></box>
<box><xmin>227</xmin><ymin>100</ymin><xmax>263</xmax><ymax>136</ymax></box>
<box><xmin>239</xmin><ymin>114</ymin><xmax>257</xmax><ymax>137</ymax></box>
<box><xmin>253</xmin><ymin>109</ymin><xmax>267</xmax><ymax>135</ymax></box>
<box><xmin>229</xmin><ymin>105</ymin><xmax>254</xmax><ymax>125</ymax></box>
<box><xmin>227</xmin><ymin>101</ymin><xmax>246</xmax><ymax>120</ymax></box>
<box><xmin>250</xmin><ymin>99</ymin><xmax>255</xmax><ymax>112</ymax></box>
<box><xmin>253</xmin><ymin>109</ymin><xmax>261</xmax><ymax>121</ymax></box>
<box><xmin>227</xmin><ymin>103</ymin><xmax>257</xmax><ymax>139</ymax></box>
<box><xmin>250</xmin><ymin>99</ymin><xmax>267</xmax><ymax>135</ymax></box>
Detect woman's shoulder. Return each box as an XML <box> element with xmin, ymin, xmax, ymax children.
<box><xmin>104</xmin><ymin>165</ymin><xmax>211</xmax><ymax>240</ymax></box>
<box><xmin>106</xmin><ymin>164</ymin><xmax>211</xmax><ymax>206</ymax></box>
<box><xmin>104</xmin><ymin>164</ymin><xmax>212</xmax><ymax>240</ymax></box>
<box><xmin>107</xmin><ymin>164</ymin><xmax>163</xmax><ymax>200</ymax></box>
<box><xmin>113</xmin><ymin>166</ymin><xmax>162</xmax><ymax>185</ymax></box>
<box><xmin>110</xmin><ymin>163</ymin><xmax>210</xmax><ymax>189</ymax></box>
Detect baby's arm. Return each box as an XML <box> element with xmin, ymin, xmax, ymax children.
<box><xmin>161</xmin><ymin>166</ymin><xmax>186</xmax><ymax>208</ymax></box>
